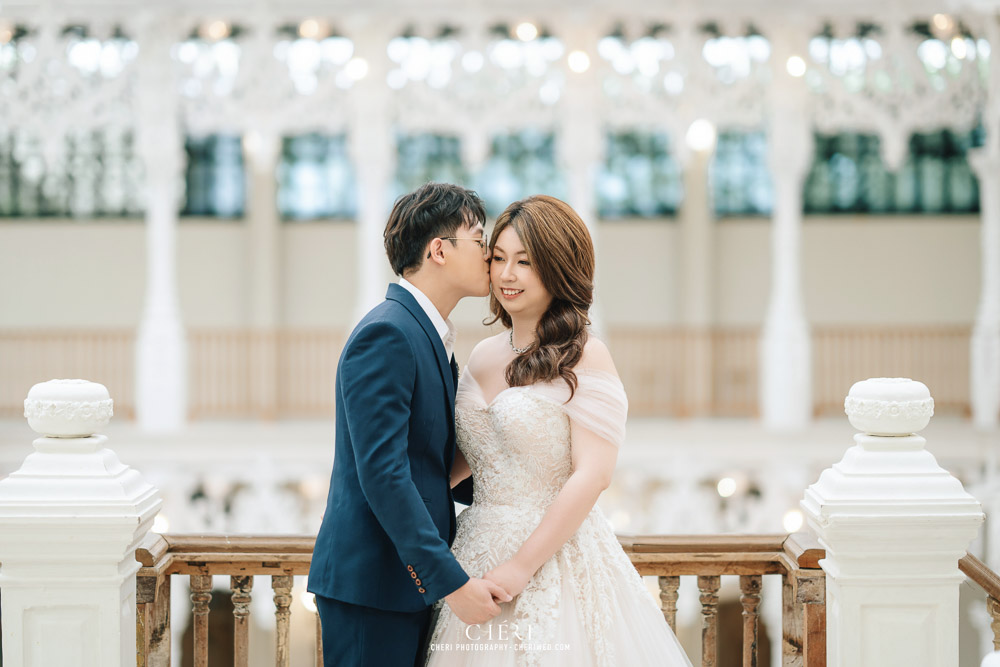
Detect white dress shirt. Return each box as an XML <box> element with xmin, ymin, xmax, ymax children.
<box><xmin>398</xmin><ymin>278</ymin><xmax>456</xmax><ymax>360</ymax></box>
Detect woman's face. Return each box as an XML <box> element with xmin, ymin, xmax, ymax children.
<box><xmin>490</xmin><ymin>226</ymin><xmax>552</xmax><ymax>320</ymax></box>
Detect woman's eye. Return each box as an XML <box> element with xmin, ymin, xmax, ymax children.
<box><xmin>518</xmin><ymin>260</ymin><xmax>530</xmax><ymax>266</ymax></box>
<box><xmin>492</xmin><ymin>256</ymin><xmax>504</xmax><ymax>262</ymax></box>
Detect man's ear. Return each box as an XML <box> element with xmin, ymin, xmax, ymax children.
<box><xmin>426</xmin><ymin>238</ymin><xmax>446</xmax><ymax>265</ymax></box>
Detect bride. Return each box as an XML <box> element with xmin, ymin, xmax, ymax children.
<box><xmin>426</xmin><ymin>195</ymin><xmax>691</xmax><ymax>666</ymax></box>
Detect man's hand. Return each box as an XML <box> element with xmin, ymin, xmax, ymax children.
<box><xmin>484</xmin><ymin>559</ymin><xmax>533</xmax><ymax>599</ymax></box>
<box><xmin>444</xmin><ymin>577</ymin><xmax>512</xmax><ymax>625</ymax></box>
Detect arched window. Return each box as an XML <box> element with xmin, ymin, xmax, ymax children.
<box><xmin>0</xmin><ymin>26</ymin><xmax>142</xmax><ymax>218</ymax></box>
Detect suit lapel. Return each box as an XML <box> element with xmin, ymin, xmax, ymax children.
<box><xmin>385</xmin><ymin>283</ymin><xmax>457</xmax><ymax>411</ymax></box>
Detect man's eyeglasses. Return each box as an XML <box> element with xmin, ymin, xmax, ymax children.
<box><xmin>437</xmin><ymin>236</ymin><xmax>489</xmax><ymax>256</ymax></box>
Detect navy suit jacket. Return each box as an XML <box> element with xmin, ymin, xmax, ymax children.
<box><xmin>308</xmin><ymin>283</ymin><xmax>473</xmax><ymax>612</ymax></box>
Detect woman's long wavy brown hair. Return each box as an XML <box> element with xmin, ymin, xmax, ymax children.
<box><xmin>487</xmin><ymin>195</ymin><xmax>595</xmax><ymax>399</ymax></box>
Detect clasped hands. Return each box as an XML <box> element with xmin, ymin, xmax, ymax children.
<box><xmin>444</xmin><ymin>559</ymin><xmax>534</xmax><ymax>625</ymax></box>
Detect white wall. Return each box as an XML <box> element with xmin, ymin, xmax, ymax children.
<box><xmin>0</xmin><ymin>216</ymin><xmax>981</xmax><ymax>330</ymax></box>
<box><xmin>598</xmin><ymin>221</ymin><xmax>680</xmax><ymax>326</ymax></box>
<box><xmin>0</xmin><ymin>221</ymin><xmax>145</xmax><ymax>328</ymax></box>
<box><xmin>714</xmin><ymin>217</ymin><xmax>980</xmax><ymax>326</ymax></box>
<box><xmin>801</xmin><ymin>217</ymin><xmax>980</xmax><ymax>326</ymax></box>
<box><xmin>281</xmin><ymin>222</ymin><xmax>357</xmax><ymax>327</ymax></box>
<box><xmin>179</xmin><ymin>221</ymin><xmax>248</xmax><ymax>327</ymax></box>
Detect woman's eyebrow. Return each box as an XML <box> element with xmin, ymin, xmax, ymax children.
<box><xmin>492</xmin><ymin>245</ymin><xmax>526</xmax><ymax>255</ymax></box>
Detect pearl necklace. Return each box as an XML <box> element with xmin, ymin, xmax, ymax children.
<box><xmin>509</xmin><ymin>330</ymin><xmax>532</xmax><ymax>354</ymax></box>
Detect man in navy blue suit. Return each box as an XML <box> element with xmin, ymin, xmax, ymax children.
<box><xmin>308</xmin><ymin>183</ymin><xmax>511</xmax><ymax>666</ymax></box>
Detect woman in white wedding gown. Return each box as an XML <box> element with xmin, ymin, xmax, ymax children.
<box><xmin>426</xmin><ymin>195</ymin><xmax>691</xmax><ymax>666</ymax></box>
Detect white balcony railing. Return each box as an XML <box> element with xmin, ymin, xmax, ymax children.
<box><xmin>0</xmin><ymin>376</ymin><xmax>994</xmax><ymax>667</ymax></box>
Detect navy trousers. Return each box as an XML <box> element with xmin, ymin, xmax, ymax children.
<box><xmin>315</xmin><ymin>594</ymin><xmax>433</xmax><ymax>667</ymax></box>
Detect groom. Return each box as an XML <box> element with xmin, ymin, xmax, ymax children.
<box><xmin>308</xmin><ymin>183</ymin><xmax>511</xmax><ymax>666</ymax></box>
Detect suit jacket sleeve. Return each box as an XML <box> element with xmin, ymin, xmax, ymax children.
<box><xmin>340</xmin><ymin>321</ymin><xmax>469</xmax><ymax>603</ymax></box>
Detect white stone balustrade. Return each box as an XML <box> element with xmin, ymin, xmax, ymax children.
<box><xmin>0</xmin><ymin>379</ymin><xmax>161</xmax><ymax>667</ymax></box>
<box><xmin>802</xmin><ymin>377</ymin><xmax>985</xmax><ymax>667</ymax></box>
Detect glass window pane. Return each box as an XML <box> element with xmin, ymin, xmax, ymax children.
<box><xmin>598</xmin><ymin>131</ymin><xmax>681</xmax><ymax>219</ymax></box>
<box><xmin>278</xmin><ymin>134</ymin><xmax>356</xmax><ymax>220</ymax></box>
<box><xmin>183</xmin><ymin>135</ymin><xmax>245</xmax><ymax>218</ymax></box>
<box><xmin>711</xmin><ymin>131</ymin><xmax>772</xmax><ymax>216</ymax></box>
<box><xmin>475</xmin><ymin>130</ymin><xmax>565</xmax><ymax>218</ymax></box>
<box><xmin>393</xmin><ymin>133</ymin><xmax>468</xmax><ymax>202</ymax></box>
<box><xmin>0</xmin><ymin>129</ymin><xmax>143</xmax><ymax>218</ymax></box>
<box><xmin>804</xmin><ymin>128</ymin><xmax>980</xmax><ymax>215</ymax></box>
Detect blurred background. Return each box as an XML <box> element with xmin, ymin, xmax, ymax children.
<box><xmin>0</xmin><ymin>0</ymin><xmax>998</xmax><ymax>664</ymax></box>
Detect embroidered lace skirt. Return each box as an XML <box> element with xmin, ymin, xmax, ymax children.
<box><xmin>425</xmin><ymin>504</ymin><xmax>692</xmax><ymax>667</ymax></box>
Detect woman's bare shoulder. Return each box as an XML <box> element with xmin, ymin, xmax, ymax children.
<box><xmin>576</xmin><ymin>335</ymin><xmax>618</xmax><ymax>376</ymax></box>
<box><xmin>466</xmin><ymin>331</ymin><xmax>509</xmax><ymax>376</ymax></box>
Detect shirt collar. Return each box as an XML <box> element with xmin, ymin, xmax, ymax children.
<box><xmin>398</xmin><ymin>278</ymin><xmax>456</xmax><ymax>358</ymax></box>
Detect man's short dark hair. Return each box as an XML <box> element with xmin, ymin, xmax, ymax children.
<box><xmin>383</xmin><ymin>182</ymin><xmax>487</xmax><ymax>276</ymax></box>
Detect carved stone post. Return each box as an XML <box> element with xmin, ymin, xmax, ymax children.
<box><xmin>802</xmin><ymin>378</ymin><xmax>984</xmax><ymax>666</ymax></box>
<box><xmin>134</xmin><ymin>21</ymin><xmax>188</xmax><ymax>431</ymax></box>
<box><xmin>0</xmin><ymin>380</ymin><xmax>162</xmax><ymax>667</ymax></box>
<box><xmin>760</xmin><ymin>29</ymin><xmax>812</xmax><ymax>430</ymax></box>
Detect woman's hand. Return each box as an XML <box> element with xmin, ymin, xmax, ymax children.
<box><xmin>484</xmin><ymin>559</ymin><xmax>534</xmax><ymax>599</ymax></box>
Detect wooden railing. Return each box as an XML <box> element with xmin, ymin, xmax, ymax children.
<box><xmin>135</xmin><ymin>533</ymin><xmax>1000</xmax><ymax>666</ymax></box>
<box><xmin>620</xmin><ymin>533</ymin><xmax>828</xmax><ymax>667</ymax></box>
<box><xmin>960</xmin><ymin>553</ymin><xmax>1000</xmax><ymax>652</ymax></box>
<box><xmin>0</xmin><ymin>326</ymin><xmax>975</xmax><ymax>419</ymax></box>
<box><xmin>135</xmin><ymin>535</ymin><xmax>320</xmax><ymax>667</ymax></box>
<box><xmin>135</xmin><ymin>532</ymin><xmax>829</xmax><ymax>667</ymax></box>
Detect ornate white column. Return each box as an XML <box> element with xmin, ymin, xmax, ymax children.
<box><xmin>0</xmin><ymin>380</ymin><xmax>161</xmax><ymax>667</ymax></box>
<box><xmin>348</xmin><ymin>20</ymin><xmax>395</xmax><ymax>323</ymax></box>
<box><xmin>679</xmin><ymin>145</ymin><xmax>714</xmax><ymax>327</ymax></box>
<box><xmin>802</xmin><ymin>378</ymin><xmax>984</xmax><ymax>666</ymax></box>
<box><xmin>971</xmin><ymin>13</ymin><xmax>1000</xmax><ymax>430</ymax></box>
<box><xmin>760</xmin><ymin>31</ymin><xmax>812</xmax><ymax>430</ymax></box>
<box><xmin>971</xmin><ymin>146</ymin><xmax>1000</xmax><ymax>430</ymax></box>
<box><xmin>558</xmin><ymin>24</ymin><xmax>605</xmax><ymax>334</ymax></box>
<box><xmin>134</xmin><ymin>23</ymin><xmax>187</xmax><ymax>431</ymax></box>
<box><xmin>244</xmin><ymin>130</ymin><xmax>282</xmax><ymax>417</ymax></box>
<box><xmin>679</xmin><ymin>141</ymin><xmax>716</xmax><ymax>415</ymax></box>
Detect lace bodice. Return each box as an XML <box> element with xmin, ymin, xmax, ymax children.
<box><xmin>455</xmin><ymin>369</ymin><xmax>628</xmax><ymax>509</ymax></box>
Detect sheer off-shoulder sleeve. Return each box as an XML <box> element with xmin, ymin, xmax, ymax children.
<box><xmin>531</xmin><ymin>368</ymin><xmax>628</xmax><ymax>447</ymax></box>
